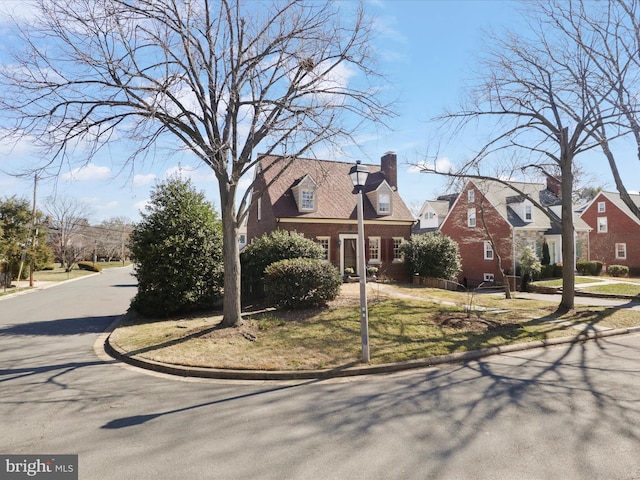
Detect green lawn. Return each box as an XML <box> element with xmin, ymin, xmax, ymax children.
<box><xmin>531</xmin><ymin>276</ymin><xmax>604</xmax><ymax>288</ymax></box>
<box><xmin>581</xmin><ymin>282</ymin><xmax>640</xmax><ymax>297</ymax></box>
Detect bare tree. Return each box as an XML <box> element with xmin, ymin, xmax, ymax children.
<box><xmin>45</xmin><ymin>196</ymin><xmax>93</xmax><ymax>271</ymax></box>
<box><xmin>474</xmin><ymin>188</ymin><xmax>512</xmax><ymax>299</ymax></box>
<box><xmin>533</xmin><ymin>0</ymin><xmax>640</xmax><ymax>220</ymax></box>
<box><xmin>0</xmin><ymin>0</ymin><xmax>392</xmax><ymax>327</ymax></box>
<box><xmin>427</xmin><ymin>3</ymin><xmax>625</xmax><ymax>312</ymax></box>
<box><xmin>96</xmin><ymin>217</ymin><xmax>132</xmax><ymax>262</ymax></box>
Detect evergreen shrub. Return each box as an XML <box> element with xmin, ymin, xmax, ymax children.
<box><xmin>129</xmin><ymin>177</ymin><xmax>223</xmax><ymax>317</ymax></box>
<box><xmin>264</xmin><ymin>258</ymin><xmax>341</xmax><ymax>309</ymax></box>
<box><xmin>400</xmin><ymin>233</ymin><xmax>461</xmax><ymax>280</ymax></box>
<box><xmin>607</xmin><ymin>265</ymin><xmax>629</xmax><ymax>277</ymax></box>
<box><xmin>241</xmin><ymin>230</ymin><xmax>324</xmax><ymax>296</ymax></box>
<box><xmin>576</xmin><ymin>261</ymin><xmax>603</xmax><ymax>276</ymax></box>
<box><xmin>78</xmin><ymin>261</ymin><xmax>102</xmax><ymax>272</ymax></box>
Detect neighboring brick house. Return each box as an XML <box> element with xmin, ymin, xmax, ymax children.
<box><xmin>580</xmin><ymin>191</ymin><xmax>640</xmax><ymax>273</ymax></box>
<box><xmin>438</xmin><ymin>178</ymin><xmax>590</xmax><ymax>287</ymax></box>
<box><xmin>246</xmin><ymin>152</ymin><xmax>415</xmax><ymax>281</ymax></box>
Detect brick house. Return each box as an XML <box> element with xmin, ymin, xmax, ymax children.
<box><xmin>579</xmin><ymin>191</ymin><xmax>640</xmax><ymax>273</ymax></box>
<box><xmin>246</xmin><ymin>152</ymin><xmax>415</xmax><ymax>281</ymax></box>
<box><xmin>438</xmin><ymin>178</ymin><xmax>590</xmax><ymax>287</ymax></box>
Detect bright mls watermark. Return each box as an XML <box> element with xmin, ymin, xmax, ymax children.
<box><xmin>0</xmin><ymin>455</ymin><xmax>77</xmax><ymax>479</ymax></box>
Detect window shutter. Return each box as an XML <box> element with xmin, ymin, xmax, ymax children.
<box><xmin>364</xmin><ymin>238</ymin><xmax>370</xmax><ymax>263</ymax></box>
<box><xmin>385</xmin><ymin>237</ymin><xmax>394</xmax><ymax>263</ymax></box>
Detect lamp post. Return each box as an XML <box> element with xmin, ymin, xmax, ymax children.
<box><xmin>349</xmin><ymin>161</ymin><xmax>370</xmax><ymax>363</ymax></box>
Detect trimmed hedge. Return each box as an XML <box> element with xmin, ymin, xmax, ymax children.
<box><xmin>577</xmin><ymin>261</ymin><xmax>603</xmax><ymax>276</ymax></box>
<box><xmin>77</xmin><ymin>261</ymin><xmax>102</xmax><ymax>273</ymax></box>
<box><xmin>540</xmin><ymin>264</ymin><xmax>555</xmax><ymax>279</ymax></box>
<box><xmin>241</xmin><ymin>230</ymin><xmax>325</xmax><ymax>298</ymax></box>
<box><xmin>607</xmin><ymin>265</ymin><xmax>629</xmax><ymax>277</ymax></box>
<box><xmin>264</xmin><ymin>258</ymin><xmax>342</xmax><ymax>309</ymax></box>
<box><xmin>400</xmin><ymin>233</ymin><xmax>461</xmax><ymax>280</ymax></box>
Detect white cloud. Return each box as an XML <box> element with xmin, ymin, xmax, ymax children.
<box><xmin>63</xmin><ymin>163</ymin><xmax>111</xmax><ymax>181</ymax></box>
<box><xmin>409</xmin><ymin>156</ymin><xmax>453</xmax><ymax>174</ymax></box>
<box><xmin>135</xmin><ymin>198</ymin><xmax>151</xmax><ymax>212</ymax></box>
<box><xmin>0</xmin><ymin>2</ymin><xmax>40</xmax><ymax>24</ymax></box>
<box><xmin>164</xmin><ymin>165</ymin><xmax>215</xmax><ymax>182</ymax></box>
<box><xmin>80</xmin><ymin>196</ymin><xmax>118</xmax><ymax>212</ymax></box>
<box><xmin>0</xmin><ymin>130</ymin><xmax>39</xmax><ymax>156</ymax></box>
<box><xmin>133</xmin><ymin>173</ymin><xmax>156</xmax><ymax>186</ymax></box>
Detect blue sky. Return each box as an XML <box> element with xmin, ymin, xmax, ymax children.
<box><xmin>0</xmin><ymin>1</ymin><xmax>634</xmax><ymax>223</ymax></box>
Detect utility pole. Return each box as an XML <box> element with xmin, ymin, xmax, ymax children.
<box><xmin>29</xmin><ymin>175</ymin><xmax>38</xmax><ymax>287</ymax></box>
<box><xmin>17</xmin><ymin>174</ymin><xmax>38</xmax><ymax>287</ymax></box>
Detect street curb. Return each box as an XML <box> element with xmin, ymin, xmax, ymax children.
<box><xmin>0</xmin><ymin>272</ymin><xmax>101</xmax><ymax>301</ymax></box>
<box><xmin>104</xmin><ymin>323</ymin><xmax>640</xmax><ymax>381</ymax></box>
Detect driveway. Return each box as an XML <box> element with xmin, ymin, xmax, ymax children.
<box><xmin>1</xmin><ymin>267</ymin><xmax>640</xmax><ymax>479</ymax></box>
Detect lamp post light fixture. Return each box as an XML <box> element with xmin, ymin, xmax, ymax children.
<box><xmin>348</xmin><ymin>160</ymin><xmax>370</xmax><ymax>363</ymax></box>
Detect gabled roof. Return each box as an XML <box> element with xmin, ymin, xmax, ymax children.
<box><xmin>464</xmin><ymin>179</ymin><xmax>553</xmax><ymax>230</ymax></box>
<box><xmin>585</xmin><ymin>191</ymin><xmax>640</xmax><ymax>226</ymax></box>
<box><xmin>257</xmin><ymin>154</ymin><xmax>414</xmax><ymax>222</ymax></box>
<box><xmin>447</xmin><ymin>178</ymin><xmax>589</xmax><ymax>231</ymax></box>
<box><xmin>427</xmin><ymin>199</ymin><xmax>453</xmax><ymax>218</ymax></box>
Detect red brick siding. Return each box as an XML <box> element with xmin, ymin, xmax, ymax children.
<box><xmin>246</xmin><ymin>176</ymin><xmax>278</xmax><ymax>241</ymax></box>
<box><xmin>274</xmin><ymin>221</ymin><xmax>412</xmax><ymax>282</ymax></box>
<box><xmin>246</xmin><ymin>164</ymin><xmax>414</xmax><ymax>281</ymax></box>
<box><xmin>581</xmin><ymin>194</ymin><xmax>640</xmax><ymax>270</ymax></box>
<box><xmin>440</xmin><ymin>186</ymin><xmax>513</xmax><ymax>285</ymax></box>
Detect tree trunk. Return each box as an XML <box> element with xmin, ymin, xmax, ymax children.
<box><xmin>559</xmin><ymin>154</ymin><xmax>575</xmax><ymax>312</ymax></box>
<box><xmin>218</xmin><ymin>183</ymin><xmax>243</xmax><ymax>328</ymax></box>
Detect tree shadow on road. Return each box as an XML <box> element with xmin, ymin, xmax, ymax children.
<box><xmin>97</xmin><ymin>331</ymin><xmax>640</xmax><ymax>479</ymax></box>
<box><xmin>0</xmin><ymin>314</ymin><xmax>120</xmax><ymax>336</ymax></box>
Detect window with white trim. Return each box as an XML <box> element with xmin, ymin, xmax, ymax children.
<box><xmin>467</xmin><ymin>208</ymin><xmax>476</xmax><ymax>228</ymax></box>
<box><xmin>316</xmin><ymin>237</ymin><xmax>330</xmax><ymax>261</ymax></box>
<box><xmin>598</xmin><ymin>201</ymin><xmax>606</xmax><ymax>213</ymax></box>
<box><xmin>369</xmin><ymin>237</ymin><xmax>381</xmax><ymax>263</ymax></box>
<box><xmin>393</xmin><ymin>237</ymin><xmax>404</xmax><ymax>262</ymax></box>
<box><xmin>468</xmin><ymin>189</ymin><xmax>475</xmax><ymax>203</ymax></box>
<box><xmin>484</xmin><ymin>241</ymin><xmax>494</xmax><ymax>260</ymax></box>
<box><xmin>301</xmin><ymin>189</ymin><xmax>315</xmax><ymax>211</ymax></box>
<box><xmin>257</xmin><ymin>198</ymin><xmax>262</xmax><ymax>221</ymax></box>
<box><xmin>524</xmin><ymin>205</ymin><xmax>533</xmax><ymax>222</ymax></box>
<box><xmin>484</xmin><ymin>273</ymin><xmax>495</xmax><ymax>282</ymax></box>
<box><xmin>597</xmin><ymin>217</ymin><xmax>608</xmax><ymax>233</ymax></box>
<box><xmin>615</xmin><ymin>243</ymin><xmax>627</xmax><ymax>259</ymax></box>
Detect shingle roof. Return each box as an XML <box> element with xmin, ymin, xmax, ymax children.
<box><xmin>257</xmin><ymin>155</ymin><xmax>414</xmax><ymax>222</ymax></box>
<box><xmin>601</xmin><ymin>191</ymin><xmax>640</xmax><ymax>225</ymax></box>
<box><xmin>429</xmin><ymin>200</ymin><xmax>452</xmax><ymax>219</ymax></box>
<box><xmin>468</xmin><ymin>179</ymin><xmax>589</xmax><ymax>231</ymax></box>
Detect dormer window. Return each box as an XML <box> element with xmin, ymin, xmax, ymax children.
<box><xmin>301</xmin><ymin>189</ymin><xmax>315</xmax><ymax>210</ymax></box>
<box><xmin>292</xmin><ymin>174</ymin><xmax>318</xmax><ymax>213</ymax></box>
<box><xmin>366</xmin><ymin>180</ymin><xmax>394</xmax><ymax>216</ymax></box>
<box><xmin>379</xmin><ymin>193</ymin><xmax>391</xmax><ymax>214</ymax></box>
<box><xmin>524</xmin><ymin>204</ymin><xmax>533</xmax><ymax>222</ymax></box>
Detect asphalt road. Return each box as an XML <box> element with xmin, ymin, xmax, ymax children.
<box><xmin>1</xmin><ymin>267</ymin><xmax>640</xmax><ymax>479</ymax></box>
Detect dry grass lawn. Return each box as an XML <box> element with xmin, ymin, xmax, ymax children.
<box><xmin>109</xmin><ymin>282</ymin><xmax>640</xmax><ymax>371</ymax></box>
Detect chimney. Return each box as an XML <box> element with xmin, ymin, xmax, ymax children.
<box><xmin>546</xmin><ymin>174</ymin><xmax>562</xmax><ymax>198</ymax></box>
<box><xmin>381</xmin><ymin>151</ymin><xmax>397</xmax><ymax>190</ymax></box>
